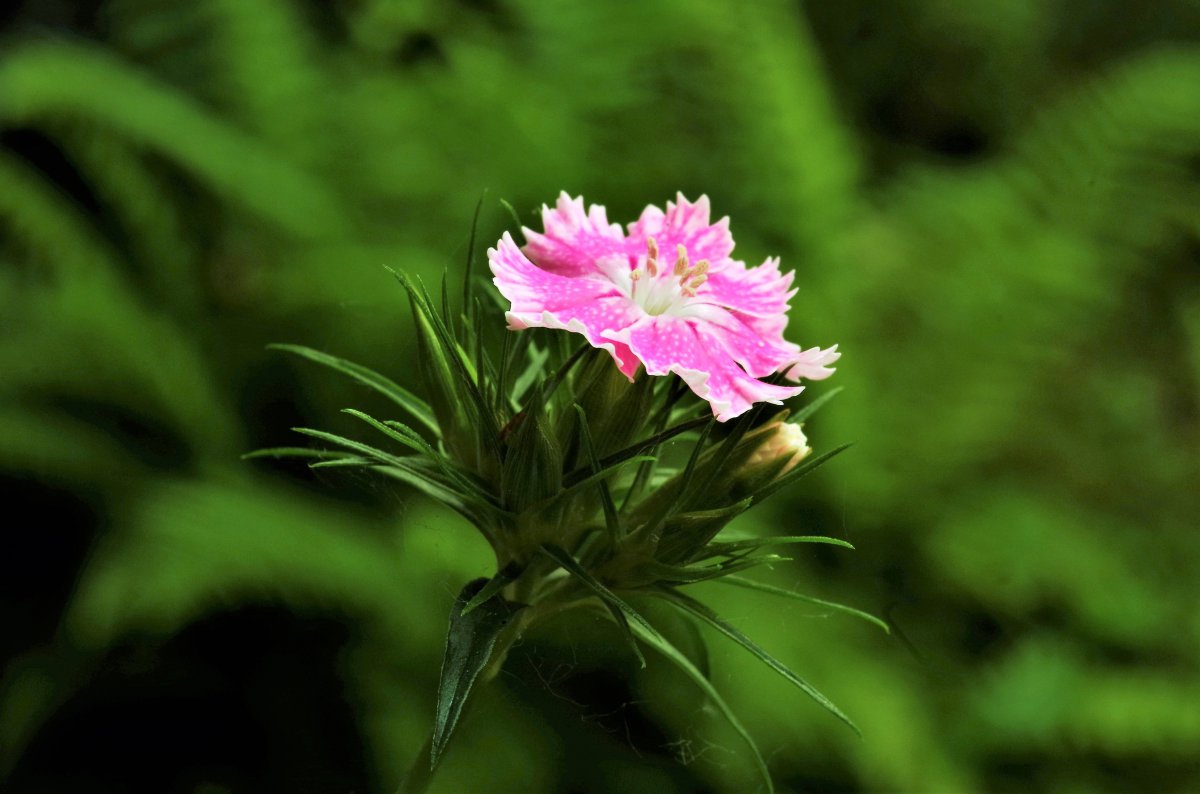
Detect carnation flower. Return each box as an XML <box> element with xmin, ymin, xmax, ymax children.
<box><xmin>488</xmin><ymin>192</ymin><xmax>839</xmax><ymax>421</ymax></box>
<box><xmin>266</xmin><ymin>194</ymin><xmax>868</xmax><ymax>794</ymax></box>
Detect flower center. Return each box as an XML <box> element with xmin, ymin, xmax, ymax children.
<box><xmin>626</xmin><ymin>238</ymin><xmax>709</xmax><ymax>317</ymax></box>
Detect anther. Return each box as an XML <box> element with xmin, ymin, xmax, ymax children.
<box><xmin>674</xmin><ymin>244</ymin><xmax>689</xmax><ymax>276</ymax></box>
<box><xmin>644</xmin><ymin>237</ymin><xmax>660</xmax><ymax>277</ymax></box>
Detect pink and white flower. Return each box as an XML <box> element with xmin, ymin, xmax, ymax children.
<box><xmin>488</xmin><ymin>192</ymin><xmax>839</xmax><ymax>421</ymax></box>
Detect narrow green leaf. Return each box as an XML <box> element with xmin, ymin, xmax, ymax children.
<box><xmin>495</xmin><ymin>331</ymin><xmax>515</xmax><ymax>415</ymax></box>
<box><xmin>433</xmin><ymin>578</ymin><xmax>524</xmax><ymax>766</ymax></box>
<box><xmin>672</xmin><ymin>417</ymin><xmax>716</xmax><ymax>510</ymax></box>
<box><xmin>463</xmin><ymin>195</ymin><xmax>484</xmax><ymax>319</ymax></box>
<box><xmin>241</xmin><ymin>446</ymin><xmax>353</xmax><ymax>461</ymax></box>
<box><xmin>268</xmin><ymin>344</ymin><xmax>438</xmax><ymax>435</ymax></box>
<box><xmin>789</xmin><ymin>386</ymin><xmax>843</xmax><ymax>424</ymax></box>
<box><xmin>750</xmin><ymin>443</ymin><xmax>852</xmax><ymax>504</ymax></box>
<box><xmin>440</xmin><ymin>269</ymin><xmax>455</xmax><ymax>339</ymax></box>
<box><xmin>510</xmin><ymin>342</ymin><xmax>549</xmax><ymax>407</ymax></box>
<box><xmin>653</xmin><ymin>499</ymin><xmax>756</xmax><ymax>564</ymax></box>
<box><xmin>685</xmin><ymin>407</ymin><xmax>765</xmax><ymax>502</ymax></box>
<box><xmin>372</xmin><ymin>466</ymin><xmax>474</xmax><ymax>522</ymax></box>
<box><xmin>598</xmin><ymin>600</ymin><xmax>647</xmax><ymax>669</ymax></box>
<box><xmin>620</xmin><ymin>386</ymin><xmax>679</xmax><ymax>512</ymax></box>
<box><xmin>538</xmin><ymin>455</ymin><xmax>655</xmax><ymax>509</ymax></box>
<box><xmin>308</xmin><ymin>455</ymin><xmax>374</xmax><ymax>468</ymax></box>
<box><xmin>342</xmin><ymin>409</ymin><xmax>495</xmax><ymax>505</ymax></box>
<box><xmin>715</xmin><ymin>576</ymin><xmax>890</xmax><ymax>634</ymax></box>
<box><xmin>343</xmin><ymin>409</ymin><xmax>433</xmax><ymax>456</ymax></box>
<box><xmin>539</xmin><ymin>545</ymin><xmax>773</xmax><ymax>793</ymax></box>
<box><xmin>656</xmin><ymin>589</ymin><xmax>861</xmax><ymax>736</ymax></box>
<box><xmin>499</xmin><ymin>197</ymin><xmax>522</xmax><ymax>227</ymax></box>
<box><xmin>460</xmin><ymin>563</ymin><xmax>521</xmax><ymax>617</ymax></box>
<box><xmin>702</xmin><ymin>535</ymin><xmax>856</xmax><ymax>558</ymax></box>
<box><xmin>291</xmin><ymin>427</ymin><xmax>411</xmax><ymax>468</ymax></box>
<box><xmin>637</xmin><ymin>554</ymin><xmax>793</xmax><ymax>585</ymax></box>
<box><xmin>471</xmin><ymin>297</ymin><xmax>488</xmax><ymax>411</ymax></box>
<box><xmin>293</xmin><ymin>427</ymin><xmax>481</xmax><ymax>518</ymax></box>
<box><xmin>573</xmin><ymin>405</ymin><xmax>620</xmax><ymax>539</ymax></box>
<box><xmin>572</xmin><ymin>414</ymin><xmax>710</xmax><ymax>488</ymax></box>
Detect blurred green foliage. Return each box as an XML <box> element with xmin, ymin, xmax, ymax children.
<box><xmin>1</xmin><ymin>1</ymin><xmax>1198</xmax><ymax>792</ymax></box>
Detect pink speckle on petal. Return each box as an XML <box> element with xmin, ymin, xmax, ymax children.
<box><xmin>486</xmin><ymin>193</ymin><xmax>839</xmax><ymax>421</ymax></box>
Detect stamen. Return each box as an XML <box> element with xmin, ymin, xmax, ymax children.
<box><xmin>674</xmin><ymin>244</ymin><xmax>689</xmax><ymax>276</ymax></box>
<box><xmin>646</xmin><ymin>238</ymin><xmax>659</xmax><ymax>277</ymax></box>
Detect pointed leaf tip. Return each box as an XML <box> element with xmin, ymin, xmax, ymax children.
<box><xmin>432</xmin><ymin>578</ymin><xmax>524</xmax><ymax>766</ymax></box>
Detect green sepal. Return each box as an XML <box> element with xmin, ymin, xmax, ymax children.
<box><xmin>432</xmin><ymin>578</ymin><xmax>525</xmax><ymax>767</ymax></box>
<box><xmin>539</xmin><ymin>544</ymin><xmax>774</xmax><ymax>793</ymax></box>
<box><xmin>391</xmin><ymin>269</ymin><xmax>503</xmax><ymax>475</ymax></box>
<box><xmin>499</xmin><ymin>392</ymin><xmax>563</xmax><ymax>512</ymax></box>
<box><xmin>267</xmin><ymin>343</ymin><xmax>438</xmax><ymax>436</ymax></box>
<box><xmin>652</xmin><ymin>587</ymin><xmax>861</xmax><ymax>736</ymax></box>
<box><xmin>568</xmin><ymin>350</ymin><xmax>656</xmax><ymax>460</ymax></box>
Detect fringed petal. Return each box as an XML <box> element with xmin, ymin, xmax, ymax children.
<box><xmin>489</xmin><ymin>233</ymin><xmax>641</xmax><ymax>377</ymax></box>
<box><xmin>626</xmin><ymin>193</ymin><xmax>735</xmax><ymax>267</ymax></box>
<box><xmin>609</xmin><ymin>315</ymin><xmax>804</xmax><ymax>422</ymax></box>
<box><xmin>521</xmin><ymin>192</ymin><xmax>629</xmax><ymax>277</ymax></box>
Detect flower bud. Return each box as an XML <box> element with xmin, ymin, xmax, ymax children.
<box><xmin>743</xmin><ymin>420</ymin><xmax>811</xmax><ymax>476</ymax></box>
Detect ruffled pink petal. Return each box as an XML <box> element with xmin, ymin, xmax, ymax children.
<box><xmin>699</xmin><ymin>257</ymin><xmax>797</xmax><ymax>318</ymax></box>
<box><xmin>626</xmin><ymin>193</ymin><xmax>734</xmax><ymax>266</ymax></box>
<box><xmin>489</xmin><ymin>233</ymin><xmax>642</xmax><ymax>377</ymax></box>
<box><xmin>683</xmin><ymin>304</ymin><xmax>802</xmax><ymax>379</ymax></box>
<box><xmin>783</xmin><ymin>345</ymin><xmax>841</xmax><ymax>381</ymax></box>
<box><xmin>608</xmin><ymin>314</ymin><xmax>804</xmax><ymax>422</ymax></box>
<box><xmin>521</xmin><ymin>192</ymin><xmax>629</xmax><ymax>278</ymax></box>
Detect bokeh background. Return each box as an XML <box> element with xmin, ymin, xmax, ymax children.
<box><xmin>2</xmin><ymin>1</ymin><xmax>1199</xmax><ymax>792</ymax></box>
